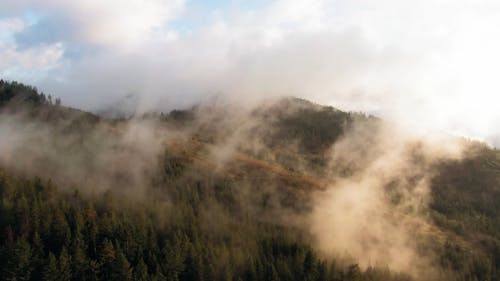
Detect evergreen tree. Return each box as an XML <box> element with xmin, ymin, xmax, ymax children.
<box><xmin>59</xmin><ymin>247</ymin><xmax>72</xmax><ymax>281</ymax></box>
<box><xmin>43</xmin><ymin>252</ymin><xmax>59</xmax><ymax>281</ymax></box>
<box><xmin>98</xmin><ymin>239</ymin><xmax>116</xmax><ymax>281</ymax></box>
<box><xmin>134</xmin><ymin>257</ymin><xmax>149</xmax><ymax>281</ymax></box>
<box><xmin>113</xmin><ymin>247</ymin><xmax>133</xmax><ymax>281</ymax></box>
<box><xmin>4</xmin><ymin>237</ymin><xmax>33</xmax><ymax>281</ymax></box>
<box><xmin>31</xmin><ymin>231</ymin><xmax>45</xmax><ymax>281</ymax></box>
<box><xmin>71</xmin><ymin>244</ymin><xmax>88</xmax><ymax>281</ymax></box>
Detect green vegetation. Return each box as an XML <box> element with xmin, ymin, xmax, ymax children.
<box><xmin>430</xmin><ymin>145</ymin><xmax>500</xmax><ymax>280</ymax></box>
<box><xmin>0</xmin><ymin>80</ymin><xmax>498</xmax><ymax>280</ymax></box>
<box><xmin>0</xmin><ymin>166</ymin><xmax>418</xmax><ymax>281</ymax></box>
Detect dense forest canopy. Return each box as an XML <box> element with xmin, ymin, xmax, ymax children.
<box><xmin>0</xmin><ymin>80</ymin><xmax>498</xmax><ymax>281</ymax></box>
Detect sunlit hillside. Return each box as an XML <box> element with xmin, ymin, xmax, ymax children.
<box><xmin>0</xmin><ymin>80</ymin><xmax>498</xmax><ymax>281</ymax></box>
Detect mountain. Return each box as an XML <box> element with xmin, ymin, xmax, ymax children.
<box><xmin>0</xmin><ymin>80</ymin><xmax>498</xmax><ymax>281</ymax></box>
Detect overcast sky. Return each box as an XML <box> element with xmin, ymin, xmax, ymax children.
<box><xmin>1</xmin><ymin>0</ymin><xmax>499</xmax><ymax>145</ymax></box>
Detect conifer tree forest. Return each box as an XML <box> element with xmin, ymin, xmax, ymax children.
<box><xmin>0</xmin><ymin>80</ymin><xmax>498</xmax><ymax>281</ymax></box>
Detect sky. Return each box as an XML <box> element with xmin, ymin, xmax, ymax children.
<box><xmin>1</xmin><ymin>0</ymin><xmax>500</xmax><ymax>146</ymax></box>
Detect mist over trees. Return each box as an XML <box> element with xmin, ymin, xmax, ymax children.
<box><xmin>0</xmin><ymin>80</ymin><xmax>498</xmax><ymax>281</ymax></box>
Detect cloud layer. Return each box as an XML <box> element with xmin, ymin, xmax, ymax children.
<box><xmin>1</xmin><ymin>0</ymin><xmax>500</xmax><ymax>145</ymax></box>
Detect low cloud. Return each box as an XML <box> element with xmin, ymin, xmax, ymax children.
<box><xmin>0</xmin><ymin>112</ymin><xmax>174</xmax><ymax>197</ymax></box>
<box><xmin>310</xmin><ymin>121</ymin><xmax>465</xmax><ymax>278</ymax></box>
<box><xmin>1</xmin><ymin>0</ymin><xmax>500</xmax><ymax>146</ymax></box>
<box><xmin>0</xmin><ymin>97</ymin><xmax>478</xmax><ymax>279</ymax></box>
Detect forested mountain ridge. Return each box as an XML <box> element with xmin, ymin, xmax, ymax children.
<box><xmin>0</xmin><ymin>80</ymin><xmax>99</xmax><ymax>124</ymax></box>
<box><xmin>0</xmin><ymin>80</ymin><xmax>498</xmax><ymax>281</ymax></box>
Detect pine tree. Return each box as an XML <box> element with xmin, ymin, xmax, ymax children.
<box><xmin>31</xmin><ymin>231</ymin><xmax>45</xmax><ymax>281</ymax></box>
<box><xmin>113</xmin><ymin>246</ymin><xmax>133</xmax><ymax>281</ymax></box>
<box><xmin>85</xmin><ymin>260</ymin><xmax>99</xmax><ymax>281</ymax></box>
<box><xmin>303</xmin><ymin>250</ymin><xmax>318</xmax><ymax>281</ymax></box>
<box><xmin>98</xmin><ymin>239</ymin><xmax>116</xmax><ymax>280</ymax></box>
<box><xmin>134</xmin><ymin>258</ymin><xmax>149</xmax><ymax>281</ymax></box>
<box><xmin>86</xmin><ymin>204</ymin><xmax>98</xmax><ymax>259</ymax></box>
<box><xmin>71</xmin><ymin>237</ymin><xmax>88</xmax><ymax>281</ymax></box>
<box><xmin>4</xmin><ymin>237</ymin><xmax>33</xmax><ymax>281</ymax></box>
<box><xmin>43</xmin><ymin>252</ymin><xmax>59</xmax><ymax>281</ymax></box>
<box><xmin>268</xmin><ymin>264</ymin><xmax>280</xmax><ymax>281</ymax></box>
<box><xmin>59</xmin><ymin>247</ymin><xmax>72</xmax><ymax>281</ymax></box>
<box><xmin>245</xmin><ymin>259</ymin><xmax>257</xmax><ymax>281</ymax></box>
<box><xmin>153</xmin><ymin>266</ymin><xmax>167</xmax><ymax>281</ymax></box>
<box><xmin>51</xmin><ymin>208</ymin><xmax>71</xmax><ymax>252</ymax></box>
<box><xmin>346</xmin><ymin>264</ymin><xmax>361</xmax><ymax>281</ymax></box>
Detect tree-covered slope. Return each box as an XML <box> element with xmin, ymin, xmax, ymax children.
<box><xmin>0</xmin><ymin>80</ymin><xmax>498</xmax><ymax>281</ymax></box>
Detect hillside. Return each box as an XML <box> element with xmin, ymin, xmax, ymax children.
<box><xmin>0</xmin><ymin>80</ymin><xmax>498</xmax><ymax>281</ymax></box>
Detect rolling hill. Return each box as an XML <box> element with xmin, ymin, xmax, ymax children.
<box><xmin>0</xmin><ymin>80</ymin><xmax>498</xmax><ymax>281</ymax></box>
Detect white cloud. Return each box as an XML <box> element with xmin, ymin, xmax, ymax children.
<box><xmin>0</xmin><ymin>17</ymin><xmax>63</xmax><ymax>80</ymax></box>
<box><xmin>0</xmin><ymin>17</ymin><xmax>25</xmax><ymax>34</ymax></box>
<box><xmin>2</xmin><ymin>0</ymin><xmax>500</xmax><ymax>145</ymax></box>
<box><xmin>1</xmin><ymin>0</ymin><xmax>185</xmax><ymax>48</ymax></box>
<box><xmin>0</xmin><ymin>42</ymin><xmax>64</xmax><ymax>79</ymax></box>
<box><xmin>46</xmin><ymin>0</ymin><xmax>185</xmax><ymax>47</ymax></box>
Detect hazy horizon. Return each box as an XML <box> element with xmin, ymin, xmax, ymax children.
<box><xmin>1</xmin><ymin>0</ymin><xmax>499</xmax><ymax>146</ymax></box>
<box><xmin>0</xmin><ymin>3</ymin><xmax>499</xmax><ymax>279</ymax></box>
